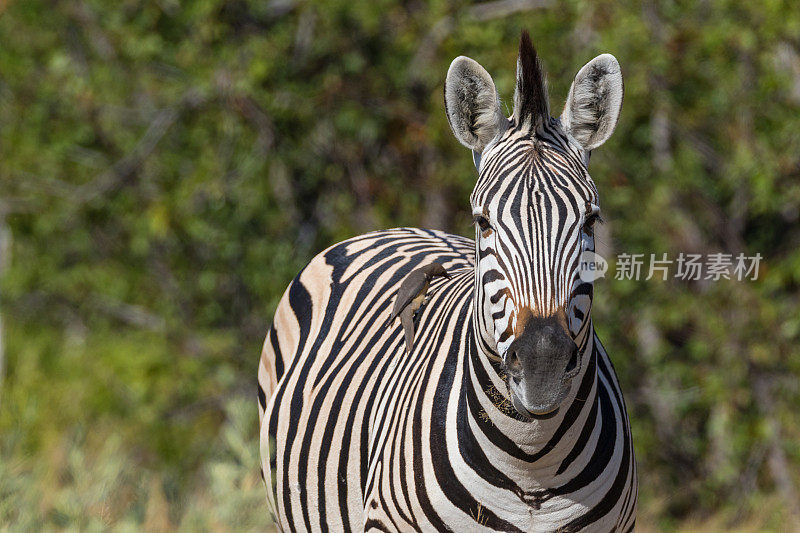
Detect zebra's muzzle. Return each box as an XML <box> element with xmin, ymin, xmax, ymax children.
<box><xmin>503</xmin><ymin>316</ymin><xmax>580</xmax><ymax>418</ymax></box>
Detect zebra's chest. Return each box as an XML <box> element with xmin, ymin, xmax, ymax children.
<box><xmin>361</xmin><ymin>350</ymin><xmax>635</xmax><ymax>533</ymax></box>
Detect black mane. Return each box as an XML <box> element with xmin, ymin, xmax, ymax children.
<box><xmin>515</xmin><ymin>30</ymin><xmax>549</xmax><ymax>129</ymax></box>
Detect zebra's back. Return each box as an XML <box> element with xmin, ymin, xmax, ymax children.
<box><xmin>258</xmin><ymin>228</ymin><xmax>475</xmax><ymax>531</ymax></box>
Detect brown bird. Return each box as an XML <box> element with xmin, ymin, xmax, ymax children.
<box><xmin>388</xmin><ymin>262</ymin><xmax>451</xmax><ymax>353</ymax></box>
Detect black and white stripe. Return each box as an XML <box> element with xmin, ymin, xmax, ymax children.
<box><xmin>259</xmin><ymin>33</ymin><xmax>636</xmax><ymax>532</ymax></box>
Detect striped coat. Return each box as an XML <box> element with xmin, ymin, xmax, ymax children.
<box><xmin>258</xmin><ymin>228</ymin><xmax>636</xmax><ymax>531</ymax></box>
<box><xmin>259</xmin><ymin>31</ymin><xmax>637</xmax><ymax>532</ymax></box>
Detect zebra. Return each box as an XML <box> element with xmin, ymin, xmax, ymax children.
<box><xmin>258</xmin><ymin>31</ymin><xmax>637</xmax><ymax>532</ymax></box>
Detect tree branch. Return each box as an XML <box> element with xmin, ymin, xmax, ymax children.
<box><xmin>752</xmin><ymin>372</ymin><xmax>800</xmax><ymax>527</ymax></box>
<box><xmin>0</xmin><ymin>214</ymin><xmax>9</xmax><ymax>407</ymax></box>
<box><xmin>73</xmin><ymin>91</ymin><xmax>204</xmax><ymax>204</ymax></box>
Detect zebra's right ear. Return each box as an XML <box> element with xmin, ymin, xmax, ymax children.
<box><xmin>444</xmin><ymin>56</ymin><xmax>507</xmax><ymax>156</ymax></box>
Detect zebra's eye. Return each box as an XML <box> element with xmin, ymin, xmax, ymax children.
<box><xmin>583</xmin><ymin>213</ymin><xmax>602</xmax><ymax>236</ymax></box>
<box><xmin>474</xmin><ymin>215</ymin><xmax>492</xmax><ymax>236</ymax></box>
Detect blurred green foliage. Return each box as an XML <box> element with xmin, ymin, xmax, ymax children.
<box><xmin>1</xmin><ymin>0</ymin><xmax>800</xmax><ymax>530</ymax></box>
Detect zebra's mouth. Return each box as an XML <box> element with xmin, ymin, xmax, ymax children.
<box><xmin>508</xmin><ymin>376</ymin><xmax>573</xmax><ymax>420</ymax></box>
<box><xmin>512</xmin><ymin>394</ymin><xmax>561</xmax><ymax>420</ymax></box>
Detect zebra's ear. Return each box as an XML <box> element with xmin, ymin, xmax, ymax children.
<box><xmin>561</xmin><ymin>54</ymin><xmax>623</xmax><ymax>152</ymax></box>
<box><xmin>444</xmin><ymin>56</ymin><xmax>507</xmax><ymax>154</ymax></box>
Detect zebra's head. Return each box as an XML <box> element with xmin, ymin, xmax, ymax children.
<box><xmin>444</xmin><ymin>32</ymin><xmax>623</xmax><ymax>418</ymax></box>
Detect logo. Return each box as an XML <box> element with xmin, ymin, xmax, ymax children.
<box><xmin>579</xmin><ymin>250</ymin><xmax>608</xmax><ymax>282</ymax></box>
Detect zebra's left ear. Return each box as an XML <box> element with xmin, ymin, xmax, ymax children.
<box><xmin>561</xmin><ymin>54</ymin><xmax>624</xmax><ymax>152</ymax></box>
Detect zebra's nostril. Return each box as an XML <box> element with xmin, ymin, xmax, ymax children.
<box><xmin>564</xmin><ymin>344</ymin><xmax>579</xmax><ymax>374</ymax></box>
<box><xmin>506</xmin><ymin>350</ymin><xmax>520</xmax><ymax>373</ymax></box>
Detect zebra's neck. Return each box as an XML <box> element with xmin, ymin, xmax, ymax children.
<box><xmin>464</xmin><ymin>306</ymin><xmax>600</xmax><ymax>478</ymax></box>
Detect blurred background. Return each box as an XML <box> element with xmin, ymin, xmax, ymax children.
<box><xmin>1</xmin><ymin>0</ymin><xmax>800</xmax><ymax>530</ymax></box>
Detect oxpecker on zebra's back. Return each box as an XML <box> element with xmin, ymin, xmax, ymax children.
<box><xmin>388</xmin><ymin>262</ymin><xmax>450</xmax><ymax>353</ymax></box>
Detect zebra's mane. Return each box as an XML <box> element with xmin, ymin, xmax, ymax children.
<box><xmin>513</xmin><ymin>30</ymin><xmax>550</xmax><ymax>130</ymax></box>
